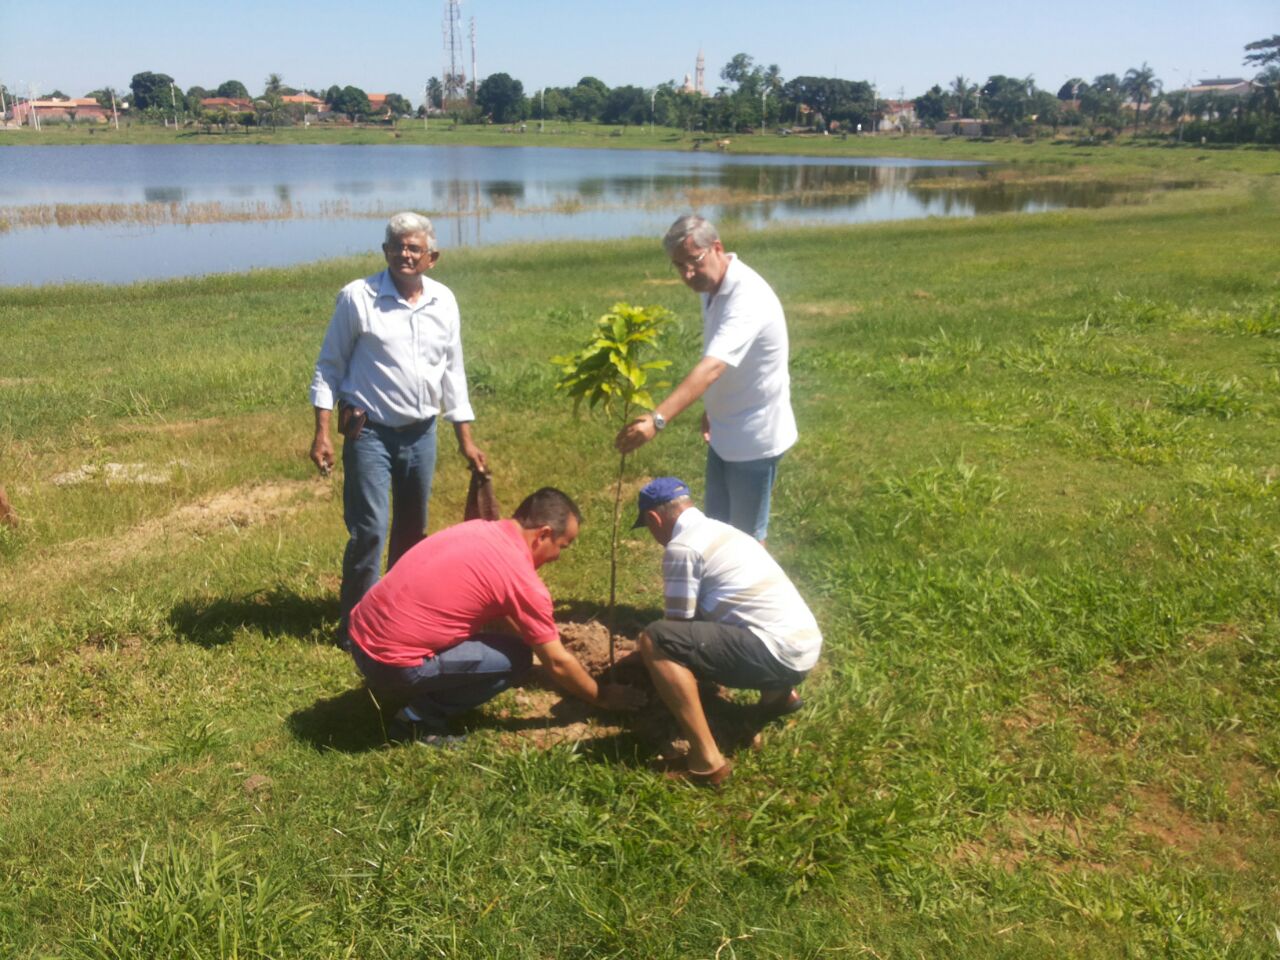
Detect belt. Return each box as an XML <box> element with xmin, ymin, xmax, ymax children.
<box><xmin>370</xmin><ymin>415</ymin><xmax>437</xmax><ymax>433</ymax></box>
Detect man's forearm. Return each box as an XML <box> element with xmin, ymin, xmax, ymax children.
<box><xmin>654</xmin><ymin>356</ymin><xmax>726</xmax><ymax>423</ymax></box>
<box><xmin>314</xmin><ymin>406</ymin><xmax>332</xmax><ymax>436</ymax></box>
<box><xmin>539</xmin><ymin>651</ymin><xmax>600</xmax><ymax>705</ymax></box>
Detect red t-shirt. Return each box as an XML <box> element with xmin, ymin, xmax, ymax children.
<box><xmin>348</xmin><ymin>519</ymin><xmax>559</xmax><ymax>666</ymax></box>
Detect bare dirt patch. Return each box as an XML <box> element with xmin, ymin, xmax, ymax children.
<box><xmin>596</xmin><ymin>473</ymin><xmax>657</xmax><ymax>504</ymax></box>
<box><xmin>4</xmin><ymin>480</ymin><xmax>324</xmax><ymax>603</ymax></box>
<box><xmin>117</xmin><ymin>416</ymin><xmax>233</xmax><ymax>438</ymax></box>
<box><xmin>1125</xmin><ymin>786</ymin><xmax>1203</xmax><ymax>850</ymax></box>
<box><xmin>999</xmin><ymin>692</ymin><xmax>1056</xmax><ymax>733</ymax></box>
<box><xmin>131</xmin><ymin>481</ymin><xmax>322</xmax><ymax>544</ymax></box>
<box><xmin>483</xmin><ymin>619</ymin><xmax>779</xmax><ymax>758</ymax></box>
<box><xmin>1187</xmin><ymin>623</ymin><xmax>1244</xmax><ymax>654</ymax></box>
<box><xmin>52</xmin><ymin>461</ymin><xmax>186</xmax><ymax>486</ymax></box>
<box><xmin>955</xmin><ymin>810</ymin><xmax>1105</xmax><ymax>874</ymax></box>
<box><xmin>789</xmin><ymin>302</ymin><xmax>860</xmax><ymax>318</ymax></box>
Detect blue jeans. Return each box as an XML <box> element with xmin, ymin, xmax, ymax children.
<box><xmin>351</xmin><ymin>634</ymin><xmax>533</xmax><ymax>728</ymax></box>
<box><xmin>704</xmin><ymin>447</ymin><xmax>782</xmax><ymax>541</ymax></box>
<box><xmin>340</xmin><ymin>418</ymin><xmax>437</xmax><ymax>623</ymax></box>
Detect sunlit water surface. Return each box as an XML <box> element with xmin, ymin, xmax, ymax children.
<box><xmin>0</xmin><ymin>144</ymin><xmax>1144</xmax><ymax>286</ymax></box>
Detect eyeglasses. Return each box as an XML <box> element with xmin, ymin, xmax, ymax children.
<box><xmin>386</xmin><ymin>242</ymin><xmax>429</xmax><ymax>256</ymax></box>
<box><xmin>670</xmin><ymin>248</ymin><xmax>710</xmax><ymax>274</ymax></box>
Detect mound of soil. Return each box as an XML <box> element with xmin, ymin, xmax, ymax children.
<box><xmin>483</xmin><ymin>620</ymin><xmax>777</xmax><ymax>759</ymax></box>
<box><xmin>559</xmin><ymin>620</ymin><xmax>645</xmax><ymax>681</ymax></box>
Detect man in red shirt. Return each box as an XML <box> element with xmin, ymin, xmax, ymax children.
<box><xmin>348</xmin><ymin>487</ymin><xmax>643</xmax><ymax>744</ymax></box>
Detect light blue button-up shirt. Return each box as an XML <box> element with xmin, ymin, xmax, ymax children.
<box><xmin>309</xmin><ymin>270</ymin><xmax>476</xmax><ymax>428</ymax></box>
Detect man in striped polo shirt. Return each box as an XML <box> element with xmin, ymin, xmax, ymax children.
<box><xmin>634</xmin><ymin>477</ymin><xmax>822</xmax><ymax>786</ymax></box>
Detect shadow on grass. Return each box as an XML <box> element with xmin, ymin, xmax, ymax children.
<box><xmin>284</xmin><ymin>680</ymin><xmax>628</xmax><ymax>755</ymax></box>
<box><xmin>169</xmin><ymin>589</ymin><xmax>340</xmax><ymax>649</ymax></box>
<box><xmin>286</xmin><ymin>685</ymin><xmax>388</xmax><ymax>753</ymax></box>
<box><xmin>285</xmin><ymin>677</ymin><xmax>782</xmax><ymax>764</ymax></box>
<box><xmin>537</xmin><ymin>694</ymin><xmax>781</xmax><ymax>773</ymax></box>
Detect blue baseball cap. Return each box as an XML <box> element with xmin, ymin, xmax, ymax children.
<box><xmin>632</xmin><ymin>477</ymin><xmax>691</xmax><ymax>528</ymax></box>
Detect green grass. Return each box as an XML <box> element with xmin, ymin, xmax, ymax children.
<box><xmin>6</xmin><ymin>119</ymin><xmax>1279</xmax><ymax>176</ymax></box>
<box><xmin>2</xmin><ymin>148</ymin><xmax>1279</xmax><ymax>957</ymax></box>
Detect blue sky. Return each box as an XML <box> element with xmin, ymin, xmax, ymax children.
<box><xmin>3</xmin><ymin>0</ymin><xmax>1274</xmax><ymax>103</ymax></box>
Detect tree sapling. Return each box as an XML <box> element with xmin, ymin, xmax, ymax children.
<box><xmin>551</xmin><ymin>302</ymin><xmax>675</xmax><ymax>661</ymax></box>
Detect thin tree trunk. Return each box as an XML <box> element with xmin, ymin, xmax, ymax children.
<box><xmin>607</xmin><ymin>450</ymin><xmax>628</xmax><ymax>666</ymax></box>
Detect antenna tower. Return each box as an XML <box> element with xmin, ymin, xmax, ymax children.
<box><xmin>695</xmin><ymin>49</ymin><xmax>706</xmax><ymax>95</ymax></box>
<box><xmin>469</xmin><ymin>17</ymin><xmax>478</xmax><ymax>100</ymax></box>
<box><xmin>442</xmin><ymin>0</ymin><xmax>466</xmax><ymax>109</ymax></box>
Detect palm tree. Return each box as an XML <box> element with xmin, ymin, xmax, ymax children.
<box><xmin>1253</xmin><ymin>66</ymin><xmax>1280</xmax><ymax>123</ymax></box>
<box><xmin>258</xmin><ymin>94</ymin><xmax>284</xmax><ymax>132</ymax></box>
<box><xmin>1122</xmin><ymin>63</ymin><xmax>1160</xmax><ymax>134</ymax></box>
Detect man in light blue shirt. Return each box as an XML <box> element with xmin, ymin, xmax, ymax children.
<box><xmin>310</xmin><ymin>212</ymin><xmax>487</xmax><ymax>641</ymax></box>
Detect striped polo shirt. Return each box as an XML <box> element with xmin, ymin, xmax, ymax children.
<box><xmin>662</xmin><ymin>507</ymin><xmax>822</xmax><ymax>672</ymax></box>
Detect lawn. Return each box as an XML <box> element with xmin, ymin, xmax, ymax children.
<box><xmin>1</xmin><ymin>145</ymin><xmax>1278</xmax><ymax>957</ymax></box>
<box><xmin>6</xmin><ymin>119</ymin><xmax>1279</xmax><ymax>174</ymax></box>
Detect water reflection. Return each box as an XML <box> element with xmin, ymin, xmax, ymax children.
<box><xmin>485</xmin><ymin>181</ymin><xmax>525</xmax><ymax>204</ymax></box>
<box><xmin>0</xmin><ymin>145</ymin><xmax>1191</xmax><ymax>287</ymax></box>
<box><xmin>143</xmin><ymin>186</ymin><xmax>187</xmax><ymax>203</ymax></box>
<box><xmin>334</xmin><ymin>181</ymin><xmax>378</xmax><ymax>196</ymax></box>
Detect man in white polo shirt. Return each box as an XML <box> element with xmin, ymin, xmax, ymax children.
<box><xmin>633</xmin><ymin>477</ymin><xmax>822</xmax><ymax>786</ymax></box>
<box><xmin>614</xmin><ymin>215</ymin><xmax>796</xmax><ymax>542</ymax></box>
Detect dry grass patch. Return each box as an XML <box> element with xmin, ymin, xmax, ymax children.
<box><xmin>789</xmin><ymin>301</ymin><xmax>860</xmax><ymax>318</ymax></box>
<box><xmin>0</xmin><ymin>480</ymin><xmax>324</xmax><ymax>605</ymax></box>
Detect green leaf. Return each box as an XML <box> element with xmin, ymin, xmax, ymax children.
<box><xmin>548</xmin><ymin>301</ymin><xmax>676</xmax><ymax>425</ymax></box>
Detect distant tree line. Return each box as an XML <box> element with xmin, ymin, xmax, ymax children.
<box><xmin>468</xmin><ymin>38</ymin><xmax>1280</xmax><ymax>145</ymax></box>
<box><xmin>21</xmin><ymin>36</ymin><xmax>1278</xmax><ymax>144</ymax></box>
<box><xmin>79</xmin><ymin>72</ymin><xmax>420</xmax><ymax>131</ymax></box>
<box><xmin>472</xmin><ymin>58</ymin><xmax>882</xmax><ymax>135</ymax></box>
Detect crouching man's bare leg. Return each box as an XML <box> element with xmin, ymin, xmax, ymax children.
<box><xmin>638</xmin><ymin>629</ymin><xmax>726</xmax><ymax>775</ymax></box>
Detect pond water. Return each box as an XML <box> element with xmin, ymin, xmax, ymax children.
<box><xmin>0</xmin><ymin>144</ymin><xmax>1142</xmax><ymax>287</ymax></box>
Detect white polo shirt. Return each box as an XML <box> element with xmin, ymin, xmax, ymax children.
<box><xmin>701</xmin><ymin>254</ymin><xmax>797</xmax><ymax>462</ymax></box>
<box><xmin>662</xmin><ymin>508</ymin><xmax>822</xmax><ymax>672</ymax></box>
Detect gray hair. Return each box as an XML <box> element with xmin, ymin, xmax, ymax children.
<box><xmin>663</xmin><ymin>215</ymin><xmax>719</xmax><ymax>257</ymax></box>
<box><xmin>656</xmin><ymin>495</ymin><xmax>693</xmax><ymax>521</ymax></box>
<box><xmin>385</xmin><ymin>211</ymin><xmax>438</xmax><ymax>253</ymax></box>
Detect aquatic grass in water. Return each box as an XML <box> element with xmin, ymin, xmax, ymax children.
<box><xmin>0</xmin><ymin>199</ymin><xmax>358</xmax><ymax>232</ymax></box>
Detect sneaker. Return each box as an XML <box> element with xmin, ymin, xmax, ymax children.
<box><xmin>386</xmin><ymin>718</ymin><xmax>466</xmax><ymax>748</ymax></box>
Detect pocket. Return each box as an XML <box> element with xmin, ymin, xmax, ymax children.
<box><xmin>406</xmin><ymin>655</ymin><xmax>443</xmax><ymax>683</ymax></box>
<box><xmin>338</xmin><ymin>401</ymin><xmax>368</xmax><ymax>442</ymax></box>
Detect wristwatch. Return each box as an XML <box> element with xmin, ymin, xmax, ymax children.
<box><xmin>651</xmin><ymin>412</ymin><xmax>666</xmax><ymax>432</ymax></box>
